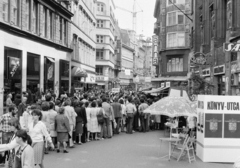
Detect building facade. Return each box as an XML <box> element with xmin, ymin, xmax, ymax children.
<box><xmin>153</xmin><ymin>0</ymin><xmax>191</xmax><ymax>89</ymax></box>
<box><xmin>70</xmin><ymin>0</ymin><xmax>97</xmax><ymax>91</ymax></box>
<box><xmin>95</xmin><ymin>0</ymin><xmax>119</xmax><ymax>91</ymax></box>
<box><xmin>190</xmin><ymin>0</ymin><xmax>240</xmax><ymax>96</ymax></box>
<box><xmin>0</xmin><ymin>0</ymin><xmax>73</xmax><ymax>114</ymax></box>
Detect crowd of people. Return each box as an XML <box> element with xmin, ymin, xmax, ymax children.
<box><xmin>0</xmin><ymin>89</ymin><xmax>166</xmax><ymax>168</ymax></box>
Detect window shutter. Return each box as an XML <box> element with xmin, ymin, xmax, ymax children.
<box><xmin>32</xmin><ymin>2</ymin><xmax>35</xmax><ymax>33</ymax></box>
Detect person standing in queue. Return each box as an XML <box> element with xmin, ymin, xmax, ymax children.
<box><xmin>126</xmin><ymin>97</ymin><xmax>136</xmax><ymax>134</ymax></box>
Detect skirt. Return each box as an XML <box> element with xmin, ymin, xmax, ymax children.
<box><xmin>75</xmin><ymin>121</ymin><xmax>83</xmax><ymax>134</ymax></box>
<box><xmin>57</xmin><ymin>132</ymin><xmax>69</xmax><ymax>143</ymax></box>
<box><xmin>32</xmin><ymin>141</ymin><xmax>44</xmax><ymax>165</ymax></box>
<box><xmin>87</xmin><ymin>119</ymin><xmax>91</xmax><ymax>132</ymax></box>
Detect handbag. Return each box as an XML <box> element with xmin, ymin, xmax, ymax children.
<box><xmin>97</xmin><ymin>109</ymin><xmax>104</xmax><ymax>124</ymax></box>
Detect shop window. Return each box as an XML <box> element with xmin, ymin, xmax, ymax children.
<box><xmin>59</xmin><ymin>60</ymin><xmax>69</xmax><ymax>93</ymax></box>
<box><xmin>27</xmin><ymin>53</ymin><xmax>40</xmax><ymax>103</ymax></box>
<box><xmin>4</xmin><ymin>47</ymin><xmax>22</xmax><ymax>109</ymax></box>
<box><xmin>44</xmin><ymin>57</ymin><xmax>55</xmax><ymax>93</ymax></box>
<box><xmin>167</xmin><ymin>57</ymin><xmax>183</xmax><ymax>72</ymax></box>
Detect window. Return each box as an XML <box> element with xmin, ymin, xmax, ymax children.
<box><xmin>11</xmin><ymin>0</ymin><xmax>20</xmax><ymax>26</ymax></box>
<box><xmin>96</xmin><ymin>50</ymin><xmax>104</xmax><ymax>60</ymax></box>
<box><xmin>63</xmin><ymin>20</ymin><xmax>67</xmax><ymax>45</ymax></box>
<box><xmin>167</xmin><ymin>32</ymin><xmax>185</xmax><ymax>48</ymax></box>
<box><xmin>25</xmin><ymin>0</ymin><xmax>30</xmax><ymax>30</ymax></box>
<box><xmin>96</xmin><ymin>35</ymin><xmax>104</xmax><ymax>43</ymax></box>
<box><xmin>44</xmin><ymin>7</ymin><xmax>47</xmax><ymax>37</ymax></box>
<box><xmin>96</xmin><ymin>67</ymin><xmax>103</xmax><ymax>75</ymax></box>
<box><xmin>167</xmin><ymin>57</ymin><xmax>183</xmax><ymax>72</ymax></box>
<box><xmin>167</xmin><ymin>11</ymin><xmax>184</xmax><ymax>26</ymax></box>
<box><xmin>49</xmin><ymin>11</ymin><xmax>53</xmax><ymax>40</ymax></box>
<box><xmin>2</xmin><ymin>0</ymin><xmax>9</xmax><ymax>22</ymax></box>
<box><xmin>60</xmin><ymin>18</ymin><xmax>62</xmax><ymax>41</ymax></box>
<box><xmin>97</xmin><ymin>20</ymin><xmax>104</xmax><ymax>27</ymax></box>
<box><xmin>32</xmin><ymin>0</ymin><xmax>38</xmax><ymax>34</ymax></box>
<box><xmin>97</xmin><ymin>3</ymin><xmax>105</xmax><ymax>12</ymax></box>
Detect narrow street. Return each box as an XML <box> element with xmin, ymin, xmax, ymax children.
<box><xmin>43</xmin><ymin>131</ymin><xmax>232</xmax><ymax>168</ymax></box>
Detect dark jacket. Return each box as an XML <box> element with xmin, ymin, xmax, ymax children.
<box><xmin>74</xmin><ymin>106</ymin><xmax>87</xmax><ymax>124</ymax></box>
<box><xmin>111</xmin><ymin>102</ymin><xmax>122</xmax><ymax>118</ymax></box>
<box><xmin>55</xmin><ymin>114</ymin><xmax>70</xmax><ymax>132</ymax></box>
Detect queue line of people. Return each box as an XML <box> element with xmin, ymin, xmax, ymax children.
<box><xmin>0</xmin><ymin>91</ymin><xmax>155</xmax><ymax>168</ymax></box>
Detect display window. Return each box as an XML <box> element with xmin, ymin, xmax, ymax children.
<box><xmin>4</xmin><ymin>47</ymin><xmax>22</xmax><ymax>108</ymax></box>
<box><xmin>44</xmin><ymin>56</ymin><xmax>55</xmax><ymax>93</ymax></box>
<box><xmin>59</xmin><ymin>60</ymin><xmax>69</xmax><ymax>94</ymax></box>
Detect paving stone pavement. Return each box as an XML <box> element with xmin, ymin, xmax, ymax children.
<box><xmin>40</xmin><ymin>131</ymin><xmax>233</xmax><ymax>168</ymax></box>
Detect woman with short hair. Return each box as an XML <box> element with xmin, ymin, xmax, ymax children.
<box><xmin>28</xmin><ymin>109</ymin><xmax>54</xmax><ymax>168</ymax></box>
<box><xmin>89</xmin><ymin>101</ymin><xmax>100</xmax><ymax>140</ymax></box>
<box><xmin>55</xmin><ymin>107</ymin><xmax>70</xmax><ymax>153</ymax></box>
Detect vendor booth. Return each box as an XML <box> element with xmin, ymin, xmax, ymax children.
<box><xmin>197</xmin><ymin>95</ymin><xmax>240</xmax><ymax>163</ymax></box>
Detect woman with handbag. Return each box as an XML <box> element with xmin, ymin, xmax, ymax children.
<box><xmin>125</xmin><ymin>97</ymin><xmax>137</xmax><ymax>134</ymax></box>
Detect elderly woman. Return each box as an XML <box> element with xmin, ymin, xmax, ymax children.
<box><xmin>28</xmin><ymin>109</ymin><xmax>54</xmax><ymax>168</ymax></box>
<box><xmin>55</xmin><ymin>107</ymin><xmax>70</xmax><ymax>153</ymax></box>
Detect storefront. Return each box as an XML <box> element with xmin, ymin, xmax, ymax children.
<box><xmin>96</xmin><ymin>76</ymin><xmax>107</xmax><ymax>90</ymax></box>
<box><xmin>59</xmin><ymin>60</ymin><xmax>70</xmax><ymax>94</ymax></box>
<box><xmin>85</xmin><ymin>73</ymin><xmax>96</xmax><ymax>90</ymax></box>
<box><xmin>213</xmin><ymin>65</ymin><xmax>225</xmax><ymax>95</ymax></box>
<box><xmin>230</xmin><ymin>60</ymin><xmax>240</xmax><ymax>95</ymax></box>
<box><xmin>202</xmin><ymin>68</ymin><xmax>211</xmax><ymax>82</ymax></box>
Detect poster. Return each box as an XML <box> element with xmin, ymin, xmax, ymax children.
<box><xmin>224</xmin><ymin>114</ymin><xmax>240</xmax><ymax>138</ymax></box>
<box><xmin>205</xmin><ymin>113</ymin><xmax>223</xmax><ymax>138</ymax></box>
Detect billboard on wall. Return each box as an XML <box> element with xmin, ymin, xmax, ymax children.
<box><xmin>152</xmin><ymin>35</ymin><xmax>158</xmax><ymax>66</ymax></box>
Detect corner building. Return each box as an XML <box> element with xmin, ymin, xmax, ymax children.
<box><xmin>0</xmin><ymin>0</ymin><xmax>73</xmax><ymax>114</ymax></box>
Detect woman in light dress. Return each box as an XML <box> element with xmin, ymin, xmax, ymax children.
<box><xmin>89</xmin><ymin>101</ymin><xmax>100</xmax><ymax>140</ymax></box>
<box><xmin>85</xmin><ymin>101</ymin><xmax>91</xmax><ymax>142</ymax></box>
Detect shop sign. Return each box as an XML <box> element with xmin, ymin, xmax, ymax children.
<box><xmin>152</xmin><ymin>35</ymin><xmax>158</xmax><ymax>66</ymax></box>
<box><xmin>112</xmin><ymin>88</ymin><xmax>120</xmax><ymax>93</ymax></box>
<box><xmin>86</xmin><ymin>74</ymin><xmax>95</xmax><ymax>83</ymax></box>
<box><xmin>231</xmin><ymin>61</ymin><xmax>240</xmax><ymax>73</ymax></box>
<box><xmin>213</xmin><ymin>65</ymin><xmax>225</xmax><ymax>75</ymax></box>
<box><xmin>145</xmin><ymin>77</ymin><xmax>151</xmax><ymax>83</ymax></box>
<box><xmin>224</xmin><ymin>43</ymin><xmax>240</xmax><ymax>52</ymax></box>
<box><xmin>161</xmin><ymin>83</ymin><xmax>165</xmax><ymax>87</ymax></box>
<box><xmin>190</xmin><ymin>52</ymin><xmax>207</xmax><ymax>66</ymax></box>
<box><xmin>202</xmin><ymin>68</ymin><xmax>211</xmax><ymax>77</ymax></box>
<box><xmin>166</xmin><ymin>82</ymin><xmax>170</xmax><ymax>87</ymax></box>
<box><xmin>96</xmin><ymin>76</ymin><xmax>104</xmax><ymax>81</ymax></box>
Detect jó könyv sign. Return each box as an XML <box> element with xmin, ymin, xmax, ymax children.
<box><xmin>190</xmin><ymin>52</ymin><xmax>207</xmax><ymax>66</ymax></box>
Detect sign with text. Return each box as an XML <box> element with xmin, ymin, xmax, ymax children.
<box><xmin>224</xmin><ymin>43</ymin><xmax>240</xmax><ymax>52</ymax></box>
<box><xmin>145</xmin><ymin>77</ymin><xmax>151</xmax><ymax>83</ymax></box>
<box><xmin>96</xmin><ymin>76</ymin><xmax>104</xmax><ymax>81</ymax></box>
<box><xmin>152</xmin><ymin>35</ymin><xmax>158</xmax><ymax>66</ymax></box>
<box><xmin>190</xmin><ymin>52</ymin><xmax>207</xmax><ymax>66</ymax></box>
<box><xmin>112</xmin><ymin>88</ymin><xmax>120</xmax><ymax>93</ymax></box>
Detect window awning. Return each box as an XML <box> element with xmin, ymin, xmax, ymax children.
<box><xmin>140</xmin><ymin>86</ymin><xmax>152</xmax><ymax>92</ymax></box>
<box><xmin>144</xmin><ymin>86</ymin><xmax>169</xmax><ymax>94</ymax></box>
<box><xmin>71</xmin><ymin>66</ymin><xmax>88</xmax><ymax>77</ymax></box>
<box><xmin>47</xmin><ymin>57</ymin><xmax>55</xmax><ymax>63</ymax></box>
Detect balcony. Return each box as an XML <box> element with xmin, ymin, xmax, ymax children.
<box><xmin>154</xmin><ymin>22</ymin><xmax>160</xmax><ymax>34</ymax></box>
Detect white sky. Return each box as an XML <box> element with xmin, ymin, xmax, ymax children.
<box><xmin>114</xmin><ymin>0</ymin><xmax>156</xmax><ymax>39</ymax></box>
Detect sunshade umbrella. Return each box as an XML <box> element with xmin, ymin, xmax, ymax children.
<box><xmin>144</xmin><ymin>97</ymin><xmax>197</xmax><ymax>118</ymax></box>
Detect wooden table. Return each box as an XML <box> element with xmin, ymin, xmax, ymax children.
<box><xmin>159</xmin><ymin>138</ymin><xmax>181</xmax><ymax>161</ymax></box>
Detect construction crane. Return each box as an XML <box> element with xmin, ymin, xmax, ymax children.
<box><xmin>116</xmin><ymin>0</ymin><xmax>143</xmax><ymax>33</ymax></box>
